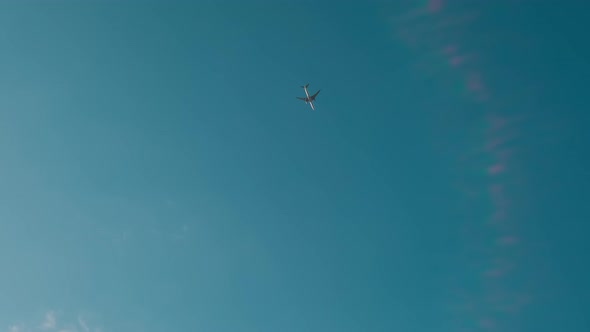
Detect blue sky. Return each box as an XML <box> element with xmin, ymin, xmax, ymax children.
<box><xmin>1</xmin><ymin>1</ymin><xmax>589</xmax><ymax>332</ymax></box>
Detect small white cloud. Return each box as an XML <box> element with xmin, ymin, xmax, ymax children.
<box><xmin>41</xmin><ymin>312</ymin><xmax>56</xmax><ymax>330</ymax></box>
<box><xmin>8</xmin><ymin>325</ymin><xmax>21</xmax><ymax>332</ymax></box>
<box><xmin>77</xmin><ymin>317</ymin><xmax>89</xmax><ymax>332</ymax></box>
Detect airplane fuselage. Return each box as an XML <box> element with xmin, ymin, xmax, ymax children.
<box><xmin>302</xmin><ymin>86</ymin><xmax>315</xmax><ymax>110</ymax></box>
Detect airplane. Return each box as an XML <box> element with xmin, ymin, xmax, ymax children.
<box><xmin>297</xmin><ymin>83</ymin><xmax>320</xmax><ymax>110</ymax></box>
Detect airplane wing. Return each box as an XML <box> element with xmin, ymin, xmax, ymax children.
<box><xmin>296</xmin><ymin>97</ymin><xmax>306</xmax><ymax>101</ymax></box>
<box><xmin>310</xmin><ymin>90</ymin><xmax>321</xmax><ymax>100</ymax></box>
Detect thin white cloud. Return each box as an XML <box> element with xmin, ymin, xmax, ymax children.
<box><xmin>8</xmin><ymin>310</ymin><xmax>101</xmax><ymax>332</ymax></box>
<box><xmin>77</xmin><ymin>317</ymin><xmax>89</xmax><ymax>332</ymax></box>
<box><xmin>40</xmin><ymin>312</ymin><xmax>56</xmax><ymax>330</ymax></box>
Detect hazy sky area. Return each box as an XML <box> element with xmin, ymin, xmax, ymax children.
<box><xmin>1</xmin><ymin>1</ymin><xmax>589</xmax><ymax>331</ymax></box>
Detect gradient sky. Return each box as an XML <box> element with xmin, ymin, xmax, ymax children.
<box><xmin>1</xmin><ymin>1</ymin><xmax>589</xmax><ymax>332</ymax></box>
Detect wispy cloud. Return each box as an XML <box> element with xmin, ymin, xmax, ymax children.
<box><xmin>77</xmin><ymin>317</ymin><xmax>89</xmax><ymax>332</ymax></box>
<box><xmin>7</xmin><ymin>311</ymin><xmax>101</xmax><ymax>332</ymax></box>
<box><xmin>40</xmin><ymin>311</ymin><xmax>56</xmax><ymax>330</ymax></box>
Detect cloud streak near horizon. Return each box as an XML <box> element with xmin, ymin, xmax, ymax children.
<box><xmin>6</xmin><ymin>311</ymin><xmax>101</xmax><ymax>332</ymax></box>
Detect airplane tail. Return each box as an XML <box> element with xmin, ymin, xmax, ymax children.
<box><xmin>300</xmin><ymin>83</ymin><xmax>309</xmax><ymax>88</ymax></box>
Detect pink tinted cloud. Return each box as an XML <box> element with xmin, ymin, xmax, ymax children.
<box><xmin>485</xmin><ymin>130</ymin><xmax>518</xmax><ymax>151</ymax></box>
<box><xmin>467</xmin><ymin>72</ymin><xmax>491</xmax><ymax>101</ymax></box>
<box><xmin>479</xmin><ymin>318</ymin><xmax>496</xmax><ymax>330</ymax></box>
<box><xmin>499</xmin><ymin>294</ymin><xmax>531</xmax><ymax>314</ymax></box>
<box><xmin>487</xmin><ymin>114</ymin><xmax>528</xmax><ymax>134</ymax></box>
<box><xmin>496</xmin><ymin>148</ymin><xmax>514</xmax><ymax>160</ymax></box>
<box><xmin>486</xmin><ymin>138</ymin><xmax>503</xmax><ymax>151</ymax></box>
<box><xmin>489</xmin><ymin>184</ymin><xmax>510</xmax><ymax>213</ymax></box>
<box><xmin>434</xmin><ymin>12</ymin><xmax>480</xmax><ymax>31</ymax></box>
<box><xmin>484</xmin><ymin>259</ymin><xmax>514</xmax><ymax>278</ymax></box>
<box><xmin>488</xmin><ymin>163</ymin><xmax>505</xmax><ymax>175</ymax></box>
<box><xmin>491</xmin><ymin>209</ymin><xmax>507</xmax><ymax>223</ymax></box>
<box><xmin>485</xmin><ymin>268</ymin><xmax>506</xmax><ymax>278</ymax></box>
<box><xmin>476</xmin><ymin>92</ymin><xmax>490</xmax><ymax>102</ymax></box>
<box><xmin>489</xmin><ymin>184</ymin><xmax>510</xmax><ymax>219</ymax></box>
<box><xmin>443</xmin><ymin>44</ymin><xmax>457</xmax><ymax>55</ymax></box>
<box><xmin>490</xmin><ymin>184</ymin><xmax>504</xmax><ymax>196</ymax></box>
<box><xmin>428</xmin><ymin>0</ymin><xmax>443</xmax><ymax>13</ymax></box>
<box><xmin>450</xmin><ymin>55</ymin><xmax>467</xmax><ymax>67</ymax></box>
<box><xmin>489</xmin><ymin>183</ymin><xmax>503</xmax><ymax>196</ymax></box>
<box><xmin>486</xmin><ymin>136</ymin><xmax>511</xmax><ymax>151</ymax></box>
<box><xmin>498</xmin><ymin>235</ymin><xmax>519</xmax><ymax>246</ymax></box>
<box><xmin>467</xmin><ymin>73</ymin><xmax>484</xmax><ymax>92</ymax></box>
<box><xmin>488</xmin><ymin>114</ymin><xmax>508</xmax><ymax>131</ymax></box>
<box><xmin>484</xmin><ymin>262</ymin><xmax>513</xmax><ymax>278</ymax></box>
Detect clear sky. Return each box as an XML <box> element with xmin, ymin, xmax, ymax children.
<box><xmin>1</xmin><ymin>1</ymin><xmax>588</xmax><ymax>332</ymax></box>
